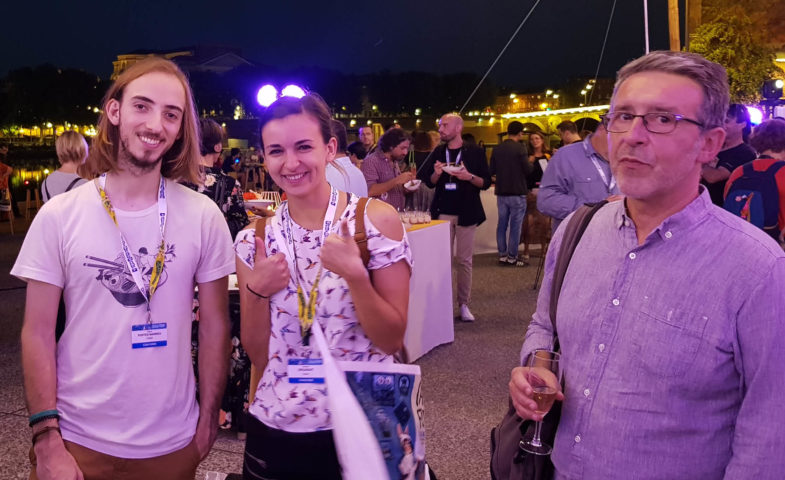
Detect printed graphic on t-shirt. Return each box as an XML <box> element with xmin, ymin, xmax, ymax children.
<box><xmin>83</xmin><ymin>244</ymin><xmax>176</xmax><ymax>307</ymax></box>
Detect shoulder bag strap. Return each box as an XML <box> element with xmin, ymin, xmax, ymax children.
<box><xmin>65</xmin><ymin>177</ymin><xmax>82</xmax><ymax>192</ymax></box>
<box><xmin>549</xmin><ymin>200</ymin><xmax>608</xmax><ymax>350</ymax></box>
<box><xmin>354</xmin><ymin>197</ymin><xmax>371</xmax><ymax>267</ymax></box>
<box><xmin>254</xmin><ymin>217</ymin><xmax>268</xmax><ymax>242</ymax></box>
<box><xmin>43</xmin><ymin>177</ymin><xmax>51</xmax><ymax>199</ymax></box>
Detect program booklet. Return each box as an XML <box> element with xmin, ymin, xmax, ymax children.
<box><xmin>339</xmin><ymin>361</ymin><xmax>427</xmax><ymax>480</ymax></box>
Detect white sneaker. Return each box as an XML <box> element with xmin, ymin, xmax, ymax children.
<box><xmin>460</xmin><ymin>304</ymin><xmax>475</xmax><ymax>322</ymax></box>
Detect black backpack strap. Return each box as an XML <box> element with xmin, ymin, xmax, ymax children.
<box><xmin>549</xmin><ymin>200</ymin><xmax>608</xmax><ymax>350</ymax></box>
<box><xmin>43</xmin><ymin>177</ymin><xmax>51</xmax><ymax>200</ymax></box>
<box><xmin>65</xmin><ymin>177</ymin><xmax>82</xmax><ymax>192</ymax></box>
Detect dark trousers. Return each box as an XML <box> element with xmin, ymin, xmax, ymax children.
<box><xmin>243</xmin><ymin>414</ymin><xmax>342</xmax><ymax>480</ymax></box>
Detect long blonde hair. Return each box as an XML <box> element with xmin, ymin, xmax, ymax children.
<box><xmin>80</xmin><ymin>56</ymin><xmax>200</xmax><ymax>183</ymax></box>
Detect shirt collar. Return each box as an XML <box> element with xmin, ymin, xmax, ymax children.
<box><xmin>615</xmin><ymin>186</ymin><xmax>712</xmax><ymax>241</ymax></box>
<box><xmin>582</xmin><ymin>135</ymin><xmax>606</xmax><ymax>163</ymax></box>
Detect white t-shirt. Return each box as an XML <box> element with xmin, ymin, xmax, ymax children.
<box><xmin>11</xmin><ymin>178</ymin><xmax>235</xmax><ymax>458</ymax></box>
<box><xmin>326</xmin><ymin>156</ymin><xmax>369</xmax><ymax>197</ymax></box>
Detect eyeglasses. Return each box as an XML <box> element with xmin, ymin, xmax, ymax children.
<box><xmin>602</xmin><ymin>112</ymin><xmax>704</xmax><ymax>134</ymax></box>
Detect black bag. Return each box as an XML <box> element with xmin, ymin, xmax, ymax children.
<box><xmin>490</xmin><ymin>201</ymin><xmax>607</xmax><ymax>480</ymax></box>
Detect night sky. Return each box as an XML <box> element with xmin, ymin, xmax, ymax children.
<box><xmin>1</xmin><ymin>0</ymin><xmax>672</xmax><ymax>89</ymax></box>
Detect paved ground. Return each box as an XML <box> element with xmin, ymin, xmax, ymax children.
<box><xmin>0</xmin><ymin>214</ymin><xmax>540</xmax><ymax>480</ymax></box>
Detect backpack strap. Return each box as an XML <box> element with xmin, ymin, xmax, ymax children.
<box><xmin>354</xmin><ymin>197</ymin><xmax>371</xmax><ymax>267</ymax></box>
<box><xmin>43</xmin><ymin>177</ymin><xmax>51</xmax><ymax>200</ymax></box>
<box><xmin>254</xmin><ymin>217</ymin><xmax>268</xmax><ymax>242</ymax></box>
<box><xmin>549</xmin><ymin>200</ymin><xmax>608</xmax><ymax>350</ymax></box>
<box><xmin>64</xmin><ymin>177</ymin><xmax>82</xmax><ymax>192</ymax></box>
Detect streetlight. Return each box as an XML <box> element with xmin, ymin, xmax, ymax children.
<box><xmin>581</xmin><ymin>90</ymin><xmax>587</xmax><ymax>104</ymax></box>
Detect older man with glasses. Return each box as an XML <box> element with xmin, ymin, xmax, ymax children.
<box><xmin>510</xmin><ymin>51</ymin><xmax>785</xmax><ymax>479</ymax></box>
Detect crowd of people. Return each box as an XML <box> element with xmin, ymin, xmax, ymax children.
<box><xmin>6</xmin><ymin>47</ymin><xmax>785</xmax><ymax>480</ymax></box>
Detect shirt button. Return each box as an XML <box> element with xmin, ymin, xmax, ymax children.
<box><xmin>575</xmin><ymin>435</ymin><xmax>582</xmax><ymax>443</ymax></box>
<box><xmin>665</xmin><ymin>231</ymin><xmax>673</xmax><ymax>239</ymax></box>
<box><xmin>598</xmin><ymin>343</ymin><xmax>606</xmax><ymax>352</ymax></box>
<box><xmin>612</xmin><ymin>298</ymin><xmax>620</xmax><ymax>306</ymax></box>
<box><xmin>628</xmin><ymin>252</ymin><xmax>636</xmax><ymax>260</ymax></box>
<box><xmin>583</xmin><ymin>388</ymin><xmax>590</xmax><ymax>397</ymax></box>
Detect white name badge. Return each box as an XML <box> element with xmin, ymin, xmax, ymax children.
<box><xmin>287</xmin><ymin>359</ymin><xmax>325</xmax><ymax>384</ymax></box>
<box><xmin>131</xmin><ymin>323</ymin><xmax>168</xmax><ymax>349</ymax></box>
<box><xmin>445</xmin><ymin>182</ymin><xmax>457</xmax><ymax>191</ymax></box>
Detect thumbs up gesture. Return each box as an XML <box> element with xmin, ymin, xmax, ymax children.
<box><xmin>247</xmin><ymin>235</ymin><xmax>290</xmax><ymax>299</ymax></box>
<box><xmin>320</xmin><ymin>218</ymin><xmax>367</xmax><ymax>282</ymax></box>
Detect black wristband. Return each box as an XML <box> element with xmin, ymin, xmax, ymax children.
<box><xmin>246</xmin><ymin>284</ymin><xmax>269</xmax><ymax>299</ymax></box>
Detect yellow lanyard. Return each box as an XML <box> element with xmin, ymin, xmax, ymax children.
<box><xmin>97</xmin><ymin>174</ymin><xmax>167</xmax><ymax>318</ymax></box>
<box><xmin>284</xmin><ymin>187</ymin><xmax>339</xmax><ymax>345</ymax></box>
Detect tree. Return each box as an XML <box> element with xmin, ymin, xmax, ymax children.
<box><xmin>688</xmin><ymin>7</ymin><xmax>779</xmax><ymax>103</ymax></box>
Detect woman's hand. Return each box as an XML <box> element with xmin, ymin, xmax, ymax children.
<box><xmin>247</xmin><ymin>236</ymin><xmax>289</xmax><ymax>297</ymax></box>
<box><xmin>320</xmin><ymin>219</ymin><xmax>367</xmax><ymax>282</ymax></box>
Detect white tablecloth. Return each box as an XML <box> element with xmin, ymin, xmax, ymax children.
<box><xmin>404</xmin><ymin>221</ymin><xmax>455</xmax><ymax>361</ymax></box>
<box><xmin>475</xmin><ymin>187</ymin><xmax>500</xmax><ymax>254</ymax></box>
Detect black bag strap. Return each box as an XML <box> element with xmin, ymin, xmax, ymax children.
<box><xmin>64</xmin><ymin>177</ymin><xmax>82</xmax><ymax>192</ymax></box>
<box><xmin>43</xmin><ymin>177</ymin><xmax>51</xmax><ymax>199</ymax></box>
<box><xmin>548</xmin><ymin>201</ymin><xmax>608</xmax><ymax>350</ymax></box>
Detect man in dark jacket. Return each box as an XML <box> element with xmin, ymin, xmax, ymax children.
<box><xmin>418</xmin><ymin>113</ymin><xmax>491</xmax><ymax>322</ymax></box>
<box><xmin>490</xmin><ymin>121</ymin><xmax>531</xmax><ymax>266</ymax></box>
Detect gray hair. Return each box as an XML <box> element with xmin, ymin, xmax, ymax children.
<box><xmin>613</xmin><ymin>51</ymin><xmax>729</xmax><ymax>130</ymax></box>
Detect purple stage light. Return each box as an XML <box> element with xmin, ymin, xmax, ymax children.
<box><xmin>746</xmin><ymin>106</ymin><xmax>763</xmax><ymax>126</ymax></box>
<box><xmin>257</xmin><ymin>84</ymin><xmax>279</xmax><ymax>107</ymax></box>
<box><xmin>281</xmin><ymin>84</ymin><xmax>306</xmax><ymax>99</ymax></box>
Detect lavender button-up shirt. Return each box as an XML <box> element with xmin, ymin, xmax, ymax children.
<box><xmin>521</xmin><ymin>189</ymin><xmax>785</xmax><ymax>480</ymax></box>
<box><xmin>538</xmin><ymin>136</ymin><xmax>620</xmax><ymax>233</ymax></box>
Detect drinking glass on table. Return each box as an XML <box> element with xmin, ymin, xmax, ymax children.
<box><xmin>519</xmin><ymin>349</ymin><xmax>562</xmax><ymax>455</ymax></box>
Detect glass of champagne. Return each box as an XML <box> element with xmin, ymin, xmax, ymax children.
<box><xmin>519</xmin><ymin>349</ymin><xmax>561</xmax><ymax>455</ymax></box>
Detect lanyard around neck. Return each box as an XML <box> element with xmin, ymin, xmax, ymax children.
<box><xmin>583</xmin><ymin>139</ymin><xmax>616</xmax><ymax>192</ymax></box>
<box><xmin>445</xmin><ymin>148</ymin><xmax>462</xmax><ymax>166</ymax></box>
<box><xmin>97</xmin><ymin>173</ymin><xmax>167</xmax><ymax>321</ymax></box>
<box><xmin>278</xmin><ymin>186</ymin><xmax>340</xmax><ymax>345</ymax></box>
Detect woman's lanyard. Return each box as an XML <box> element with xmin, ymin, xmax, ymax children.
<box><xmin>583</xmin><ymin>139</ymin><xmax>616</xmax><ymax>192</ymax></box>
<box><xmin>97</xmin><ymin>173</ymin><xmax>167</xmax><ymax>324</ymax></box>
<box><xmin>279</xmin><ymin>186</ymin><xmax>340</xmax><ymax>345</ymax></box>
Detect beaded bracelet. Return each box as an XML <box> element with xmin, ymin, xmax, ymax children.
<box><xmin>32</xmin><ymin>426</ymin><xmax>61</xmax><ymax>446</ymax></box>
<box><xmin>29</xmin><ymin>409</ymin><xmax>59</xmax><ymax>428</ymax></box>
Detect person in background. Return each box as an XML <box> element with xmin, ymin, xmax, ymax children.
<box><xmin>0</xmin><ymin>144</ymin><xmax>14</xmax><ymax>208</ymax></box>
<box><xmin>346</xmin><ymin>141</ymin><xmax>367</xmax><ymax>168</ymax></box>
<box><xmin>418</xmin><ymin>113</ymin><xmax>491</xmax><ymax>322</ymax></box>
<box><xmin>358</xmin><ymin>125</ymin><xmax>377</xmax><ymax>154</ymax></box>
<box><xmin>222</xmin><ymin>147</ymin><xmax>242</xmax><ymax>175</ymax></box>
<box><xmin>489</xmin><ymin>121</ymin><xmax>530</xmax><ymax>266</ymax></box>
<box><xmin>235</xmin><ymin>93</ymin><xmax>411</xmax><ymax>479</ymax></box>
<box><xmin>182</xmin><ymin>118</ymin><xmax>249</xmax><ymax>240</ymax></box>
<box><xmin>701</xmin><ymin>103</ymin><xmax>757</xmax><ymax>205</ymax></box>
<box><xmin>556</xmin><ymin>120</ymin><xmax>582</xmax><ymax>146</ymax></box>
<box><xmin>521</xmin><ymin>130</ymin><xmax>552</xmax><ymax>264</ymax></box>
<box><xmin>538</xmin><ymin>121</ymin><xmax>622</xmax><ymax>233</ymax></box>
<box><xmin>725</xmin><ymin>118</ymin><xmax>785</xmax><ymax>242</ymax></box>
<box><xmin>326</xmin><ymin>120</ymin><xmax>368</xmax><ymax>197</ymax></box>
<box><xmin>511</xmin><ymin>50</ymin><xmax>785</xmax><ymax>479</ymax></box>
<box><xmin>361</xmin><ymin>128</ymin><xmax>413</xmax><ymax>211</ymax></box>
<box><xmin>41</xmin><ymin>132</ymin><xmax>89</xmax><ymax>203</ymax></box>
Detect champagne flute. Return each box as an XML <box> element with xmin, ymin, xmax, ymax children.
<box><xmin>519</xmin><ymin>349</ymin><xmax>561</xmax><ymax>455</ymax></box>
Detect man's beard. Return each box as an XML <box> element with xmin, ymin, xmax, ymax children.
<box><xmin>119</xmin><ymin>136</ymin><xmax>161</xmax><ymax>175</ymax></box>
